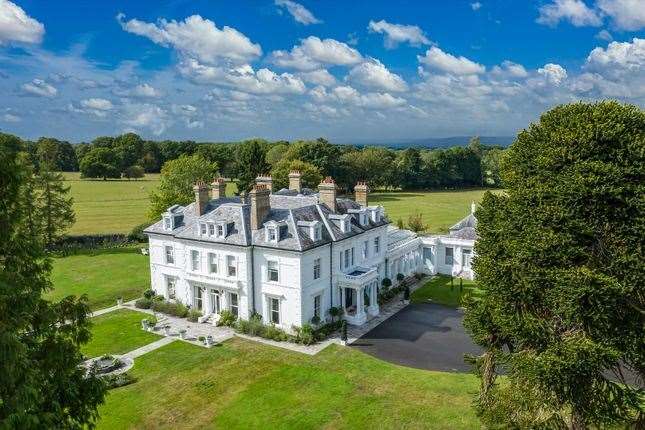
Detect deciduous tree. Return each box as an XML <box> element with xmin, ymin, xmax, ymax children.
<box><xmin>148</xmin><ymin>154</ymin><xmax>218</xmax><ymax>219</ymax></box>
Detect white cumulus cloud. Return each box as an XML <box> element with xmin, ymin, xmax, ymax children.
<box><xmin>270</xmin><ymin>36</ymin><xmax>362</xmax><ymax>71</ymax></box>
<box><xmin>80</xmin><ymin>98</ymin><xmax>113</xmax><ymax>110</ymax></box>
<box><xmin>367</xmin><ymin>19</ymin><xmax>431</xmax><ymax>49</ymax></box>
<box><xmin>21</xmin><ymin>78</ymin><xmax>57</xmax><ymax>97</ymax></box>
<box><xmin>298</xmin><ymin>69</ymin><xmax>337</xmax><ymax>86</ymax></box>
<box><xmin>346</xmin><ymin>59</ymin><xmax>408</xmax><ymax>92</ymax></box>
<box><xmin>122</xmin><ymin>103</ymin><xmax>170</xmax><ymax>135</ymax></box>
<box><xmin>275</xmin><ymin>0</ymin><xmax>321</xmax><ymax>25</ymax></box>
<box><xmin>418</xmin><ymin>47</ymin><xmax>485</xmax><ymax>75</ymax></box>
<box><xmin>0</xmin><ymin>0</ymin><xmax>44</xmax><ymax>45</ymax></box>
<box><xmin>536</xmin><ymin>0</ymin><xmax>602</xmax><ymax>27</ymax></box>
<box><xmin>471</xmin><ymin>2</ymin><xmax>483</xmax><ymax>11</ymax></box>
<box><xmin>597</xmin><ymin>0</ymin><xmax>645</xmax><ymax>31</ymax></box>
<box><xmin>117</xmin><ymin>13</ymin><xmax>262</xmax><ymax>64</ymax></box>
<box><xmin>537</xmin><ymin>63</ymin><xmax>568</xmax><ymax>85</ymax></box>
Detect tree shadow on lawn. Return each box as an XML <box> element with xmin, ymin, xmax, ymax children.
<box><xmin>57</xmin><ymin>246</ymin><xmax>148</xmax><ymax>258</ymax></box>
<box><xmin>370</xmin><ymin>193</ymin><xmax>428</xmax><ymax>202</ymax></box>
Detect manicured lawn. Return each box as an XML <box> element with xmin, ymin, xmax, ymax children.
<box><xmin>371</xmin><ymin>189</ymin><xmax>500</xmax><ymax>233</ymax></box>
<box><xmin>97</xmin><ymin>338</ymin><xmax>480</xmax><ymax>429</ymax></box>
<box><xmin>83</xmin><ymin>309</ymin><xmax>160</xmax><ymax>358</ymax></box>
<box><xmin>62</xmin><ymin>172</ymin><xmax>238</xmax><ymax>235</ymax></box>
<box><xmin>46</xmin><ymin>247</ymin><xmax>149</xmax><ymax>311</ymax></box>
<box><xmin>411</xmin><ymin>275</ymin><xmax>482</xmax><ymax>307</ymax></box>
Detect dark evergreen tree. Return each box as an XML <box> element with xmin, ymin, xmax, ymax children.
<box><xmin>234</xmin><ymin>139</ymin><xmax>270</xmax><ymax>192</ymax></box>
<box><xmin>464</xmin><ymin>102</ymin><xmax>645</xmax><ymax>429</ymax></box>
<box><xmin>0</xmin><ymin>133</ymin><xmax>106</xmax><ymax>429</ymax></box>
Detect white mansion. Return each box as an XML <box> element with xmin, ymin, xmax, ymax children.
<box><xmin>144</xmin><ymin>172</ymin><xmax>476</xmax><ymax>330</ymax></box>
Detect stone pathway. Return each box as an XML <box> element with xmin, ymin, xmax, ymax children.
<box><xmin>122</xmin><ymin>337</ymin><xmax>176</xmax><ymax>359</ymax></box>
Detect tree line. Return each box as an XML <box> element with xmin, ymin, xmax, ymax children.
<box><xmin>22</xmin><ymin>134</ymin><xmax>505</xmax><ymax>191</ymax></box>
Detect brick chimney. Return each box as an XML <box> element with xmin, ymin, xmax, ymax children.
<box><xmin>249</xmin><ymin>185</ymin><xmax>271</xmax><ymax>230</ymax></box>
<box><xmin>318</xmin><ymin>176</ymin><xmax>337</xmax><ymax>213</ymax></box>
<box><xmin>255</xmin><ymin>174</ymin><xmax>273</xmax><ymax>192</ymax></box>
<box><xmin>288</xmin><ymin>170</ymin><xmax>302</xmax><ymax>193</ymax></box>
<box><xmin>211</xmin><ymin>177</ymin><xmax>226</xmax><ymax>200</ymax></box>
<box><xmin>193</xmin><ymin>181</ymin><xmax>209</xmax><ymax>215</ymax></box>
<box><xmin>354</xmin><ymin>181</ymin><xmax>368</xmax><ymax>207</ymax></box>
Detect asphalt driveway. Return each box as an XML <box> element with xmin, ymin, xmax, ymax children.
<box><xmin>351</xmin><ymin>303</ymin><xmax>481</xmax><ymax>372</ymax></box>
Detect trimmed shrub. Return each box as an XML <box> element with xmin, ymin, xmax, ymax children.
<box><xmin>265</xmin><ymin>324</ymin><xmax>288</xmax><ymax>341</ymax></box>
<box><xmin>187</xmin><ymin>309</ymin><xmax>202</xmax><ymax>322</ymax></box>
<box><xmin>151</xmin><ymin>300</ymin><xmax>188</xmax><ymax>318</ymax></box>
<box><xmin>404</xmin><ymin>285</ymin><xmax>410</xmax><ymax>301</ymax></box>
<box><xmin>310</xmin><ymin>315</ymin><xmax>321</xmax><ymax>326</ymax></box>
<box><xmin>216</xmin><ymin>309</ymin><xmax>237</xmax><ymax>327</ymax></box>
<box><xmin>396</xmin><ymin>273</ymin><xmax>405</xmax><ymax>282</ymax></box>
<box><xmin>103</xmin><ymin>372</ymin><xmax>137</xmax><ymax>389</ymax></box>
<box><xmin>381</xmin><ymin>277</ymin><xmax>392</xmax><ymax>288</ymax></box>
<box><xmin>328</xmin><ymin>306</ymin><xmax>343</xmax><ymax>322</ymax></box>
<box><xmin>135</xmin><ymin>298</ymin><xmax>152</xmax><ymax>309</ymax></box>
<box><xmin>313</xmin><ymin>320</ymin><xmax>342</xmax><ymax>341</ymax></box>
<box><xmin>341</xmin><ymin>320</ymin><xmax>348</xmax><ymax>341</ymax></box>
<box><xmin>143</xmin><ymin>289</ymin><xmax>156</xmax><ymax>299</ymax></box>
<box><xmin>296</xmin><ymin>324</ymin><xmax>315</xmax><ymax>345</ymax></box>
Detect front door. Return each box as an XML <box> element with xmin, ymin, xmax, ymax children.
<box><xmin>345</xmin><ymin>288</ymin><xmax>354</xmax><ymax>309</ymax></box>
<box><xmin>462</xmin><ymin>249</ymin><xmax>472</xmax><ymax>268</ymax></box>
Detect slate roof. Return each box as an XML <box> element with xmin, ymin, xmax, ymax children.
<box><xmin>387</xmin><ymin>227</ymin><xmax>418</xmax><ymax>251</ymax></box>
<box><xmin>448</xmin><ymin>212</ymin><xmax>478</xmax><ymax>241</ymax></box>
<box><xmin>144</xmin><ymin>192</ymin><xmax>389</xmax><ymax>251</ymax></box>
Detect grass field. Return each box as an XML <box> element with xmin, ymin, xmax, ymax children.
<box><xmin>96</xmin><ymin>338</ymin><xmax>480</xmax><ymax>429</ymax></box>
<box><xmin>83</xmin><ymin>309</ymin><xmax>160</xmax><ymax>358</ymax></box>
<box><xmin>371</xmin><ymin>189</ymin><xmax>497</xmax><ymax>233</ymax></box>
<box><xmin>411</xmin><ymin>275</ymin><xmax>482</xmax><ymax>307</ymax></box>
<box><xmin>46</xmin><ymin>247</ymin><xmax>149</xmax><ymax>311</ymax></box>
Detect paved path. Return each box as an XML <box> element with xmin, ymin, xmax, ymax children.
<box><xmin>122</xmin><ymin>336</ymin><xmax>176</xmax><ymax>359</ymax></box>
<box><xmin>351</xmin><ymin>303</ymin><xmax>482</xmax><ymax>372</ymax></box>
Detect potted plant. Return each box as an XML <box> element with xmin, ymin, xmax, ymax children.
<box><xmin>396</xmin><ymin>273</ymin><xmax>405</xmax><ymax>283</ymax></box>
<box><xmin>403</xmin><ymin>285</ymin><xmax>410</xmax><ymax>304</ymax></box>
<box><xmin>205</xmin><ymin>335</ymin><xmax>214</xmax><ymax>346</ymax></box>
<box><xmin>141</xmin><ymin>318</ymin><xmax>148</xmax><ymax>330</ymax></box>
<box><xmin>178</xmin><ymin>329</ymin><xmax>187</xmax><ymax>339</ymax></box>
<box><xmin>116</xmin><ymin>296</ymin><xmax>123</xmax><ymax>306</ymax></box>
<box><xmin>198</xmin><ymin>336</ymin><xmax>206</xmax><ymax>345</ymax></box>
<box><xmin>163</xmin><ymin>324</ymin><xmax>171</xmax><ymax>336</ymax></box>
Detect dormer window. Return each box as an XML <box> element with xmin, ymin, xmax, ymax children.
<box><xmin>360</xmin><ymin>213</ymin><xmax>368</xmax><ymax>226</ymax></box>
<box><xmin>268</xmin><ymin>227</ymin><xmax>277</xmax><ymax>242</ymax></box>
<box><xmin>200</xmin><ymin>223</ymin><xmax>207</xmax><ymax>235</ymax></box>
<box><xmin>208</xmin><ymin>223</ymin><xmax>215</xmax><ymax>236</ymax></box>
<box><xmin>314</xmin><ymin>225</ymin><xmax>322</xmax><ymax>240</ymax></box>
<box><xmin>342</xmin><ymin>219</ymin><xmax>350</xmax><ymax>233</ymax></box>
<box><xmin>370</xmin><ymin>207</ymin><xmax>382</xmax><ymax>223</ymax></box>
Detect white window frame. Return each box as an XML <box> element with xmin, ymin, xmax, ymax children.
<box><xmin>269</xmin><ymin>297</ymin><xmax>280</xmax><ymax>325</ymax></box>
<box><xmin>313</xmin><ymin>258</ymin><xmax>321</xmax><ymax>280</ymax></box>
<box><xmin>313</xmin><ymin>295</ymin><xmax>321</xmax><ymax>319</ymax></box>
<box><xmin>267</xmin><ymin>260</ymin><xmax>279</xmax><ymax>282</ymax></box>
<box><xmin>344</xmin><ymin>249</ymin><xmax>351</xmax><ymax>268</ymax></box>
<box><xmin>191</xmin><ymin>250</ymin><xmax>200</xmax><ymax>272</ymax></box>
<box><xmin>208</xmin><ymin>252</ymin><xmax>218</xmax><ymax>274</ymax></box>
<box><xmin>229</xmin><ymin>292</ymin><xmax>239</xmax><ymax>317</ymax></box>
<box><xmin>445</xmin><ymin>247</ymin><xmax>454</xmax><ymax>265</ymax></box>
<box><xmin>374</xmin><ymin>237</ymin><xmax>380</xmax><ymax>254</ymax></box>
<box><xmin>165</xmin><ymin>245</ymin><xmax>174</xmax><ymax>265</ymax></box>
<box><xmin>208</xmin><ymin>223</ymin><xmax>215</xmax><ymax>236</ymax></box>
<box><xmin>268</xmin><ymin>227</ymin><xmax>277</xmax><ymax>242</ymax></box>
<box><xmin>163</xmin><ymin>216</ymin><xmax>172</xmax><ymax>230</ymax></box>
<box><xmin>200</xmin><ymin>223</ymin><xmax>207</xmax><ymax>235</ymax></box>
<box><xmin>217</xmin><ymin>224</ymin><xmax>225</xmax><ymax>238</ymax></box>
<box><xmin>362</xmin><ymin>240</ymin><xmax>368</xmax><ymax>259</ymax></box>
<box><xmin>462</xmin><ymin>249</ymin><xmax>472</xmax><ymax>268</ymax></box>
<box><xmin>165</xmin><ymin>276</ymin><xmax>176</xmax><ymax>299</ymax></box>
<box><xmin>227</xmin><ymin>255</ymin><xmax>236</xmax><ymax>277</ymax></box>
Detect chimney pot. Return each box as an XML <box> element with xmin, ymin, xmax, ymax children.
<box><xmin>255</xmin><ymin>174</ymin><xmax>273</xmax><ymax>192</ymax></box>
<box><xmin>249</xmin><ymin>185</ymin><xmax>271</xmax><ymax>230</ymax></box>
<box><xmin>318</xmin><ymin>177</ymin><xmax>337</xmax><ymax>212</ymax></box>
<box><xmin>288</xmin><ymin>170</ymin><xmax>302</xmax><ymax>193</ymax></box>
<box><xmin>354</xmin><ymin>181</ymin><xmax>369</xmax><ymax>207</ymax></box>
<box><xmin>193</xmin><ymin>181</ymin><xmax>209</xmax><ymax>215</ymax></box>
<box><xmin>211</xmin><ymin>177</ymin><xmax>227</xmax><ymax>200</ymax></box>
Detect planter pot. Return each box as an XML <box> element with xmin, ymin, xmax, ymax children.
<box><xmin>117</xmin><ymin>298</ymin><xmax>123</xmax><ymax>306</ymax></box>
<box><xmin>205</xmin><ymin>336</ymin><xmax>214</xmax><ymax>346</ymax></box>
<box><xmin>179</xmin><ymin>331</ymin><xmax>186</xmax><ymax>339</ymax></box>
<box><xmin>163</xmin><ymin>326</ymin><xmax>171</xmax><ymax>336</ymax></box>
<box><xmin>141</xmin><ymin>320</ymin><xmax>147</xmax><ymax>330</ymax></box>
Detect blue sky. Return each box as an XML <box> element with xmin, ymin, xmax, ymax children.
<box><xmin>1</xmin><ymin>0</ymin><xmax>643</xmax><ymax>142</ymax></box>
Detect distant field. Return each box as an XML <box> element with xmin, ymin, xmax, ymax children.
<box><xmin>62</xmin><ymin>172</ymin><xmax>236</xmax><ymax>235</ymax></box>
<box><xmin>62</xmin><ymin>172</ymin><xmax>498</xmax><ymax>235</ymax></box>
<box><xmin>371</xmin><ymin>189</ymin><xmax>499</xmax><ymax>233</ymax></box>
<box><xmin>62</xmin><ymin>172</ymin><xmax>161</xmax><ymax>235</ymax></box>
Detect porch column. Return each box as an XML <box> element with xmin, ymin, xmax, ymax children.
<box><xmin>356</xmin><ymin>286</ymin><xmax>365</xmax><ymax>317</ymax></box>
<box><xmin>221</xmin><ymin>290</ymin><xmax>228</xmax><ymax>313</ymax></box>
<box><xmin>340</xmin><ymin>286</ymin><xmax>345</xmax><ymax>311</ymax></box>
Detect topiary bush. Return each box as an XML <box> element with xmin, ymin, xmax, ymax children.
<box><xmin>396</xmin><ymin>273</ymin><xmax>405</xmax><ymax>282</ymax></box>
<box><xmin>381</xmin><ymin>277</ymin><xmax>392</xmax><ymax>288</ymax></box>
<box><xmin>143</xmin><ymin>289</ymin><xmax>155</xmax><ymax>299</ymax></box>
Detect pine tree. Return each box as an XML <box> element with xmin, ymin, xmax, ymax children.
<box><xmin>0</xmin><ymin>133</ymin><xmax>106</xmax><ymax>428</ymax></box>
<box><xmin>36</xmin><ymin>168</ymin><xmax>75</xmax><ymax>247</ymax></box>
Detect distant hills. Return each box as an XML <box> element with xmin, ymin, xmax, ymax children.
<box><xmin>340</xmin><ymin>136</ymin><xmax>515</xmax><ymax>149</ymax></box>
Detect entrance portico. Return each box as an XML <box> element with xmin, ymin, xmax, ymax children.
<box><xmin>339</xmin><ymin>267</ymin><xmax>380</xmax><ymax>325</ymax></box>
